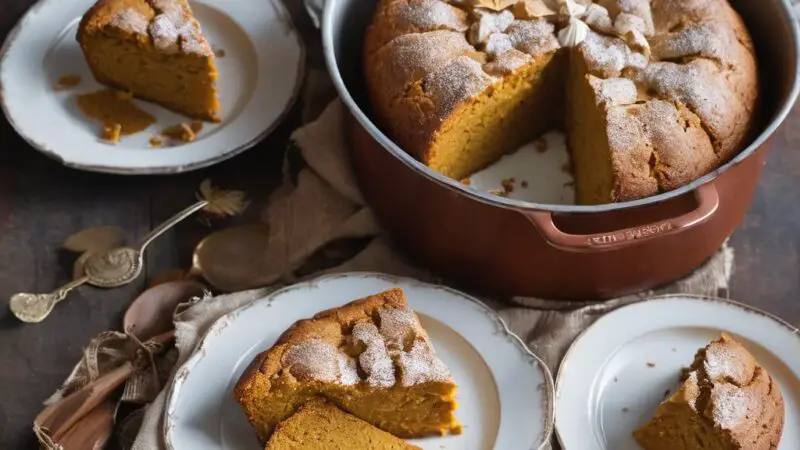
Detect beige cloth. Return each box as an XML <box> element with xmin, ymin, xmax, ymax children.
<box><xmin>127</xmin><ymin>84</ymin><xmax>731</xmax><ymax>448</ymax></box>
<box><xmin>46</xmin><ymin>70</ymin><xmax>732</xmax><ymax>449</ymax></box>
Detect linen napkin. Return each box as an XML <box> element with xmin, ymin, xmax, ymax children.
<box><xmin>121</xmin><ymin>70</ymin><xmax>732</xmax><ymax>449</ymax></box>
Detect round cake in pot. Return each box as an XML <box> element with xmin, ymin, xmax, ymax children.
<box><xmin>362</xmin><ymin>0</ymin><xmax>759</xmax><ymax>204</ymax></box>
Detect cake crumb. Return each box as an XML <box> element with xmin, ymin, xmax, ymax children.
<box><xmin>190</xmin><ymin>121</ymin><xmax>204</xmax><ymax>133</ymax></box>
<box><xmin>647</xmin><ymin>362</ymin><xmax>656</xmax><ymax>368</ymax></box>
<box><xmin>501</xmin><ymin>177</ymin><xmax>515</xmax><ymax>195</ymax></box>
<box><xmin>162</xmin><ymin>123</ymin><xmax>197</xmax><ymax>142</ymax></box>
<box><xmin>488</xmin><ymin>188</ymin><xmax>507</xmax><ymax>197</ymax></box>
<box><xmin>521</xmin><ymin>180</ymin><xmax>529</xmax><ymax>188</ymax></box>
<box><xmin>115</xmin><ymin>90</ymin><xmax>134</xmax><ymax>101</ymax></box>
<box><xmin>102</xmin><ymin>124</ymin><xmax>122</xmax><ymax>143</ymax></box>
<box><xmin>149</xmin><ymin>136</ymin><xmax>164</xmax><ymax>148</ymax></box>
<box><xmin>53</xmin><ymin>74</ymin><xmax>82</xmax><ymax>91</ymax></box>
<box><xmin>534</xmin><ymin>137</ymin><xmax>548</xmax><ymax>153</ymax></box>
<box><xmin>214</xmin><ymin>48</ymin><xmax>226</xmax><ymax>57</ymax></box>
<box><xmin>460</xmin><ymin>178</ymin><xmax>472</xmax><ymax>186</ymax></box>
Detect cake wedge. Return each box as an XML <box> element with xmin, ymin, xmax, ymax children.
<box><xmin>233</xmin><ymin>288</ymin><xmax>461</xmax><ymax>444</ymax></box>
<box><xmin>265</xmin><ymin>397</ymin><xmax>421</xmax><ymax>450</ymax></box>
<box><xmin>78</xmin><ymin>0</ymin><xmax>221</xmax><ymax>122</ymax></box>
<box><xmin>633</xmin><ymin>333</ymin><xmax>784</xmax><ymax>450</ymax></box>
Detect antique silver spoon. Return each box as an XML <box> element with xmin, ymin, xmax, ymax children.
<box><xmin>9</xmin><ymin>201</ymin><xmax>211</xmax><ymax>323</ymax></box>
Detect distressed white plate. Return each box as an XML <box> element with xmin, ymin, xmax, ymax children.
<box><xmin>163</xmin><ymin>272</ymin><xmax>554</xmax><ymax>450</ymax></box>
<box><xmin>0</xmin><ymin>0</ymin><xmax>304</xmax><ymax>174</ymax></box>
<box><xmin>555</xmin><ymin>295</ymin><xmax>800</xmax><ymax>450</ymax></box>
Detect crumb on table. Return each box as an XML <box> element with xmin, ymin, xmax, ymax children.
<box><xmin>534</xmin><ymin>137</ymin><xmax>548</xmax><ymax>153</ymax></box>
<box><xmin>53</xmin><ymin>74</ymin><xmax>82</xmax><ymax>91</ymax></box>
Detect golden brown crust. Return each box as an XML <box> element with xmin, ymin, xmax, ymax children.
<box><xmin>634</xmin><ymin>333</ymin><xmax>785</xmax><ymax>449</ymax></box>
<box><xmin>364</xmin><ymin>0</ymin><xmax>759</xmax><ymax>203</ymax></box>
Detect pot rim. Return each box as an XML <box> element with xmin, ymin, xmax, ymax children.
<box><xmin>322</xmin><ymin>0</ymin><xmax>800</xmax><ymax>214</ymax></box>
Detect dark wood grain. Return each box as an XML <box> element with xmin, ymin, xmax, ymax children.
<box><xmin>0</xmin><ymin>0</ymin><xmax>799</xmax><ymax>449</ymax></box>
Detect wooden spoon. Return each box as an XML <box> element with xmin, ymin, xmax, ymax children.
<box><xmin>35</xmin><ymin>280</ymin><xmax>206</xmax><ymax>446</ymax></box>
<box><xmin>55</xmin><ymin>399</ymin><xmax>116</xmax><ymax>450</ymax></box>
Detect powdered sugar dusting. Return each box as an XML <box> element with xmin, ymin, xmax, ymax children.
<box><xmin>395</xmin><ymin>0</ymin><xmax>468</xmax><ymax>33</ymax></box>
<box><xmin>710</xmin><ymin>383</ymin><xmax>750</xmax><ymax>430</ymax></box>
<box><xmin>147</xmin><ymin>0</ymin><xmax>211</xmax><ymax>55</ymax></box>
<box><xmin>283</xmin><ymin>339</ymin><xmax>359</xmax><ymax>386</ymax></box>
<box><xmin>589</xmin><ymin>76</ymin><xmax>637</xmax><ymax>106</ymax></box>
<box><xmin>424</xmin><ymin>56</ymin><xmax>496</xmax><ymax>119</ymax></box>
<box><xmin>506</xmin><ymin>19</ymin><xmax>560</xmax><ymax>57</ymax></box>
<box><xmin>378</xmin><ymin>307</ymin><xmax>417</xmax><ymax>347</ymax></box>
<box><xmin>352</xmin><ymin>323</ymin><xmax>396</xmax><ymax>387</ymax></box>
<box><xmin>483</xmin><ymin>48</ymin><xmax>532</xmax><ymax>75</ymax></box>
<box><xmin>579</xmin><ymin>31</ymin><xmax>647</xmax><ymax>77</ymax></box>
<box><xmin>399</xmin><ymin>338</ymin><xmax>452</xmax><ymax>386</ymax></box>
<box><xmin>108</xmin><ymin>8</ymin><xmax>149</xmax><ymax>34</ymax></box>
<box><xmin>650</xmin><ymin>23</ymin><xmax>728</xmax><ymax>63</ymax></box>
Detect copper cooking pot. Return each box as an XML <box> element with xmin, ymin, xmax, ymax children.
<box><xmin>318</xmin><ymin>0</ymin><xmax>800</xmax><ymax>300</ymax></box>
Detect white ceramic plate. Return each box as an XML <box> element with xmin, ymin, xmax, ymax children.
<box><xmin>0</xmin><ymin>0</ymin><xmax>304</xmax><ymax>174</ymax></box>
<box><xmin>163</xmin><ymin>272</ymin><xmax>554</xmax><ymax>450</ymax></box>
<box><xmin>555</xmin><ymin>295</ymin><xmax>800</xmax><ymax>450</ymax></box>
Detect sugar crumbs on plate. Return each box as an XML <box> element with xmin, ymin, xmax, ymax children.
<box><xmin>501</xmin><ymin>177</ymin><xmax>515</xmax><ymax>195</ymax></box>
<box><xmin>53</xmin><ymin>74</ymin><xmax>82</xmax><ymax>91</ymax></box>
<box><xmin>149</xmin><ymin>136</ymin><xmax>164</xmax><ymax>148</ymax></box>
<box><xmin>76</xmin><ymin>89</ymin><xmax>156</xmax><ymax>144</ymax></box>
<box><xmin>102</xmin><ymin>124</ymin><xmax>122</xmax><ymax>143</ymax></box>
<box><xmin>162</xmin><ymin>121</ymin><xmax>203</xmax><ymax>143</ymax></box>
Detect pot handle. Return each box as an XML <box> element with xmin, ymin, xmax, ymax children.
<box><xmin>304</xmin><ymin>0</ymin><xmax>324</xmax><ymax>29</ymax></box>
<box><xmin>524</xmin><ymin>183</ymin><xmax>720</xmax><ymax>253</ymax></box>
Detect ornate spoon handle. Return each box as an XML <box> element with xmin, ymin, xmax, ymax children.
<box><xmin>9</xmin><ymin>276</ymin><xmax>90</xmax><ymax>323</ymax></box>
<box><xmin>139</xmin><ymin>201</ymin><xmax>209</xmax><ymax>252</ymax></box>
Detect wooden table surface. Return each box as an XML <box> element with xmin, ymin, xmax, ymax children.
<box><xmin>1</xmin><ymin>1</ymin><xmax>799</xmax><ymax>448</ymax></box>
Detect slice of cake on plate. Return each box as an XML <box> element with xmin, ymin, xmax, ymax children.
<box><xmin>77</xmin><ymin>0</ymin><xmax>221</xmax><ymax>122</ymax></box>
<box><xmin>233</xmin><ymin>288</ymin><xmax>461</xmax><ymax>444</ymax></box>
<box><xmin>634</xmin><ymin>333</ymin><xmax>784</xmax><ymax>449</ymax></box>
<box><xmin>265</xmin><ymin>397</ymin><xmax>421</xmax><ymax>449</ymax></box>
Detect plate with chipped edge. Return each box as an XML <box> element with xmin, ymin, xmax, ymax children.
<box><xmin>554</xmin><ymin>294</ymin><xmax>800</xmax><ymax>450</ymax></box>
<box><xmin>0</xmin><ymin>0</ymin><xmax>304</xmax><ymax>174</ymax></box>
<box><xmin>163</xmin><ymin>272</ymin><xmax>555</xmax><ymax>450</ymax></box>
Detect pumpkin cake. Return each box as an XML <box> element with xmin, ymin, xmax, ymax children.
<box><xmin>77</xmin><ymin>0</ymin><xmax>221</xmax><ymax>122</ymax></box>
<box><xmin>633</xmin><ymin>333</ymin><xmax>784</xmax><ymax>450</ymax></box>
<box><xmin>234</xmin><ymin>288</ymin><xmax>461</xmax><ymax>444</ymax></box>
<box><xmin>265</xmin><ymin>397</ymin><xmax>421</xmax><ymax>450</ymax></box>
<box><xmin>363</xmin><ymin>0</ymin><xmax>759</xmax><ymax>204</ymax></box>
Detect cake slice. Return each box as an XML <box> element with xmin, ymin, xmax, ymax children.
<box><xmin>266</xmin><ymin>397</ymin><xmax>421</xmax><ymax>449</ymax></box>
<box><xmin>234</xmin><ymin>288</ymin><xmax>461</xmax><ymax>443</ymax></box>
<box><xmin>633</xmin><ymin>333</ymin><xmax>784</xmax><ymax>450</ymax></box>
<box><xmin>77</xmin><ymin>0</ymin><xmax>221</xmax><ymax>122</ymax></box>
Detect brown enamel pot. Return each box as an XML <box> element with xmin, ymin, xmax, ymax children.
<box><xmin>320</xmin><ymin>0</ymin><xmax>800</xmax><ymax>300</ymax></box>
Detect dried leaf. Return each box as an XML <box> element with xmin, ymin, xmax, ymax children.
<box><xmin>513</xmin><ymin>0</ymin><xmax>556</xmax><ymax>19</ymax></box>
<box><xmin>197</xmin><ymin>179</ymin><xmax>249</xmax><ymax>217</ymax></box>
<box><xmin>62</xmin><ymin>226</ymin><xmax>125</xmax><ymax>253</ymax></box>
<box><xmin>473</xmin><ymin>0</ymin><xmax>517</xmax><ymax>11</ymax></box>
